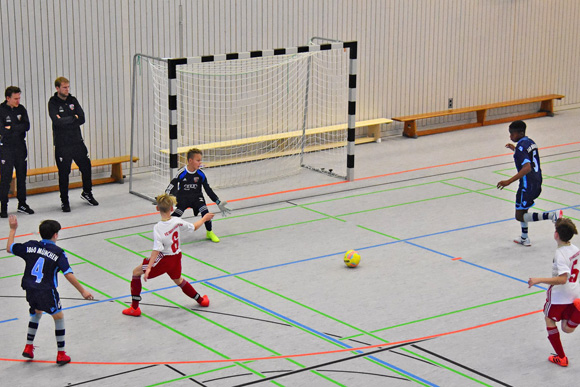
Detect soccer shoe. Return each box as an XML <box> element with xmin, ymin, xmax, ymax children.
<box><xmin>61</xmin><ymin>202</ymin><xmax>71</xmax><ymax>212</ymax></box>
<box><xmin>56</xmin><ymin>351</ymin><xmax>71</xmax><ymax>365</ymax></box>
<box><xmin>206</xmin><ymin>231</ymin><xmax>220</xmax><ymax>243</ymax></box>
<box><xmin>514</xmin><ymin>237</ymin><xmax>531</xmax><ymax>247</ymax></box>
<box><xmin>22</xmin><ymin>344</ymin><xmax>34</xmax><ymax>359</ymax></box>
<box><xmin>551</xmin><ymin>210</ymin><xmax>564</xmax><ymax>223</ymax></box>
<box><xmin>17</xmin><ymin>203</ymin><xmax>35</xmax><ymax>215</ymax></box>
<box><xmin>122</xmin><ymin>306</ymin><xmax>142</xmax><ymax>317</ymax></box>
<box><xmin>197</xmin><ymin>295</ymin><xmax>210</xmax><ymax>307</ymax></box>
<box><xmin>81</xmin><ymin>192</ymin><xmax>99</xmax><ymax>206</ymax></box>
<box><xmin>548</xmin><ymin>354</ymin><xmax>568</xmax><ymax>367</ymax></box>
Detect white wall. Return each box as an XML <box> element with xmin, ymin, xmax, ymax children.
<box><xmin>1</xmin><ymin>0</ymin><xmax>579</xmax><ymax>175</ymax></box>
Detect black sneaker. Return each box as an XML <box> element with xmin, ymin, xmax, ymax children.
<box><xmin>17</xmin><ymin>204</ymin><xmax>35</xmax><ymax>215</ymax></box>
<box><xmin>61</xmin><ymin>202</ymin><xmax>71</xmax><ymax>212</ymax></box>
<box><xmin>80</xmin><ymin>192</ymin><xmax>99</xmax><ymax>206</ymax></box>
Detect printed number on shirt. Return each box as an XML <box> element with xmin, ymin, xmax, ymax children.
<box><xmin>171</xmin><ymin>231</ymin><xmax>179</xmax><ymax>253</ymax></box>
<box><xmin>31</xmin><ymin>258</ymin><xmax>45</xmax><ymax>283</ymax></box>
<box><xmin>570</xmin><ymin>259</ymin><xmax>579</xmax><ymax>283</ymax></box>
<box><xmin>532</xmin><ymin>150</ymin><xmax>539</xmax><ymax>173</ymax></box>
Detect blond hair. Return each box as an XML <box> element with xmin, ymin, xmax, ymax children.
<box><xmin>155</xmin><ymin>193</ymin><xmax>177</xmax><ymax>213</ymax></box>
<box><xmin>54</xmin><ymin>76</ymin><xmax>70</xmax><ymax>88</ymax></box>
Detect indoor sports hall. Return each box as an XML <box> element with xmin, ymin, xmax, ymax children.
<box><xmin>1</xmin><ymin>1</ymin><xmax>580</xmax><ymax>387</ymax></box>
<box><xmin>1</xmin><ymin>110</ymin><xmax>579</xmax><ymax>386</ymax></box>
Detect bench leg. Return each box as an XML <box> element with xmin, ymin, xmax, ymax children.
<box><xmin>402</xmin><ymin>121</ymin><xmax>418</xmax><ymax>138</ymax></box>
<box><xmin>476</xmin><ymin>109</ymin><xmax>487</xmax><ymax>125</ymax></box>
<box><xmin>111</xmin><ymin>163</ymin><xmax>124</xmax><ymax>183</ymax></box>
<box><xmin>367</xmin><ymin>124</ymin><xmax>382</xmax><ymax>142</ymax></box>
<box><xmin>540</xmin><ymin>99</ymin><xmax>555</xmax><ymax>117</ymax></box>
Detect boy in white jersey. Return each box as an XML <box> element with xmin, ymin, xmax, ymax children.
<box><xmin>122</xmin><ymin>193</ymin><xmax>214</xmax><ymax>317</ymax></box>
<box><xmin>528</xmin><ymin>218</ymin><xmax>580</xmax><ymax>367</ymax></box>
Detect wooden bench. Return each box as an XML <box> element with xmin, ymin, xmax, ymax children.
<box><xmin>392</xmin><ymin>94</ymin><xmax>564</xmax><ymax>138</ymax></box>
<box><xmin>7</xmin><ymin>155</ymin><xmax>139</xmax><ymax>197</ymax></box>
<box><xmin>161</xmin><ymin>118</ymin><xmax>392</xmax><ymax>167</ymax></box>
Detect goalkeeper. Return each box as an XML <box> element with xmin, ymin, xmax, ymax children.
<box><xmin>165</xmin><ymin>148</ymin><xmax>231</xmax><ymax>243</ymax></box>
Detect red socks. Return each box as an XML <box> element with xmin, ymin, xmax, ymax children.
<box><xmin>547</xmin><ymin>326</ymin><xmax>566</xmax><ymax>358</ymax></box>
<box><xmin>130</xmin><ymin>276</ymin><xmax>142</xmax><ymax>309</ymax></box>
<box><xmin>179</xmin><ymin>280</ymin><xmax>199</xmax><ymax>300</ymax></box>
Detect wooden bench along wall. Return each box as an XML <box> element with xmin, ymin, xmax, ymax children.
<box><xmin>7</xmin><ymin>155</ymin><xmax>139</xmax><ymax>198</ymax></box>
<box><xmin>392</xmin><ymin>94</ymin><xmax>564</xmax><ymax>138</ymax></box>
<box><xmin>160</xmin><ymin>118</ymin><xmax>392</xmax><ymax>167</ymax></box>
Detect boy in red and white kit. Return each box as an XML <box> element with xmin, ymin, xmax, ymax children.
<box><xmin>122</xmin><ymin>193</ymin><xmax>214</xmax><ymax>317</ymax></box>
<box><xmin>528</xmin><ymin>217</ymin><xmax>580</xmax><ymax>367</ymax></box>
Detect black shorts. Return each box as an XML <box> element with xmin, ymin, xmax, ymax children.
<box><xmin>176</xmin><ymin>196</ymin><xmax>207</xmax><ymax>216</ymax></box>
<box><xmin>25</xmin><ymin>288</ymin><xmax>62</xmax><ymax>315</ymax></box>
<box><xmin>516</xmin><ymin>182</ymin><xmax>541</xmax><ymax>210</ymax></box>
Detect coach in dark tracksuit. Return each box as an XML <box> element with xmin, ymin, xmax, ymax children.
<box><xmin>0</xmin><ymin>86</ymin><xmax>34</xmax><ymax>218</ymax></box>
<box><xmin>48</xmin><ymin>77</ymin><xmax>98</xmax><ymax>212</ymax></box>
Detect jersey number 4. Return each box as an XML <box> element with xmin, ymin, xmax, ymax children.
<box><xmin>31</xmin><ymin>258</ymin><xmax>45</xmax><ymax>283</ymax></box>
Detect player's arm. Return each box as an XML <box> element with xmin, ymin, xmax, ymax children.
<box><xmin>48</xmin><ymin>99</ymin><xmax>75</xmax><ymax>127</ymax></box>
<box><xmin>72</xmin><ymin>96</ymin><xmax>86</xmax><ymax>125</ymax></box>
<box><xmin>497</xmin><ymin>162</ymin><xmax>531</xmax><ymax>189</ymax></box>
<box><xmin>6</xmin><ymin>215</ymin><xmax>18</xmax><ymax>252</ymax></box>
<box><xmin>202</xmin><ymin>179</ymin><xmax>231</xmax><ymax>216</ymax></box>
<box><xmin>11</xmin><ymin>107</ymin><xmax>30</xmax><ymax>134</ymax></box>
<box><xmin>63</xmin><ymin>272</ymin><xmax>94</xmax><ymax>300</ymax></box>
<box><xmin>143</xmin><ymin>250</ymin><xmax>161</xmax><ymax>282</ymax></box>
<box><xmin>528</xmin><ymin>273</ymin><xmax>568</xmax><ymax>288</ymax></box>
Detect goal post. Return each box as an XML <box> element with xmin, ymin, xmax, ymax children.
<box><xmin>129</xmin><ymin>41</ymin><xmax>358</xmax><ymax>201</ymax></box>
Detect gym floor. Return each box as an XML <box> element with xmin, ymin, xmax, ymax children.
<box><xmin>1</xmin><ymin>109</ymin><xmax>579</xmax><ymax>386</ymax></box>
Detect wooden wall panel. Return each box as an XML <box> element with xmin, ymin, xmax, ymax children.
<box><xmin>0</xmin><ymin>0</ymin><xmax>579</xmax><ymax>177</ymax></box>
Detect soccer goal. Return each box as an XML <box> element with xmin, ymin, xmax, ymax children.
<box><xmin>129</xmin><ymin>40</ymin><xmax>358</xmax><ymax>201</ymax></box>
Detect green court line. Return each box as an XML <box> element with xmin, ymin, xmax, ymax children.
<box><xmin>356</xmin><ymin>225</ymin><xmax>401</xmax><ymax>240</ymax></box>
<box><xmin>0</xmin><ymin>262</ymin><xmax>86</xmax><ymax>280</ymax></box>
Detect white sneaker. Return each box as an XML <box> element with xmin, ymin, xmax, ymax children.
<box><xmin>551</xmin><ymin>210</ymin><xmax>563</xmax><ymax>224</ymax></box>
<box><xmin>514</xmin><ymin>237</ymin><xmax>531</xmax><ymax>247</ymax></box>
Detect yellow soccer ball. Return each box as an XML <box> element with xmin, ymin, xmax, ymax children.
<box><xmin>344</xmin><ymin>250</ymin><xmax>361</xmax><ymax>268</ymax></box>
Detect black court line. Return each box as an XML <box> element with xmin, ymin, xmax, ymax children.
<box><xmin>203</xmin><ymin>370</ymin><xmax>294</xmax><ymax>383</ymax></box>
<box><xmin>231</xmin><ymin>339</ymin><xmax>429</xmax><ymax>386</ymax></box>
<box><xmin>164</xmin><ymin>364</ymin><xmax>207</xmax><ymax>386</ymax></box>
<box><xmin>411</xmin><ymin>344</ymin><xmax>513</xmax><ymax>387</ymax></box>
<box><xmin>135</xmin><ymin>302</ymin><xmax>293</xmax><ymax>327</ymax></box>
<box><xmin>389</xmin><ymin>349</ymin><xmax>440</xmax><ymax>367</ymax></box>
<box><xmin>65</xmin><ymin>364</ymin><xmax>159</xmax><ymax>386</ymax></box>
<box><xmin>317</xmin><ymin>369</ymin><xmax>409</xmax><ymax>381</ymax></box>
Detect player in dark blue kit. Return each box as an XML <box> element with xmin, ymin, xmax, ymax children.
<box><xmin>165</xmin><ymin>148</ymin><xmax>231</xmax><ymax>243</ymax></box>
<box><xmin>497</xmin><ymin>120</ymin><xmax>562</xmax><ymax>246</ymax></box>
<box><xmin>6</xmin><ymin>215</ymin><xmax>93</xmax><ymax>365</ymax></box>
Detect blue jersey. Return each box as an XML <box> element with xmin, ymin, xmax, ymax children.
<box><xmin>10</xmin><ymin>239</ymin><xmax>73</xmax><ymax>290</ymax></box>
<box><xmin>513</xmin><ymin>136</ymin><xmax>542</xmax><ymax>188</ymax></box>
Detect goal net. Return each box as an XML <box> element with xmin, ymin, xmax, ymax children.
<box><xmin>130</xmin><ymin>42</ymin><xmax>356</xmax><ymax>201</ymax></box>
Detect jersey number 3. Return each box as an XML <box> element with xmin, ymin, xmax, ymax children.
<box><xmin>171</xmin><ymin>231</ymin><xmax>179</xmax><ymax>253</ymax></box>
<box><xmin>31</xmin><ymin>258</ymin><xmax>45</xmax><ymax>283</ymax></box>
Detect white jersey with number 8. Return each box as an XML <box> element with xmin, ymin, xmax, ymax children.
<box><xmin>152</xmin><ymin>217</ymin><xmax>197</xmax><ymax>255</ymax></box>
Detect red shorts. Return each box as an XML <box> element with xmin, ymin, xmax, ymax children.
<box><xmin>544</xmin><ymin>301</ymin><xmax>580</xmax><ymax>327</ymax></box>
<box><xmin>142</xmin><ymin>252</ymin><xmax>182</xmax><ymax>280</ymax></box>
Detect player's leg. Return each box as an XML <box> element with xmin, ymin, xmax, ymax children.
<box><xmin>521</xmin><ymin>183</ymin><xmax>561</xmax><ymax>223</ymax></box>
<box><xmin>171</xmin><ymin>200</ymin><xmax>189</xmax><ymax>217</ymax></box>
<box><xmin>195</xmin><ymin>198</ymin><xmax>220</xmax><ymax>242</ymax></box>
<box><xmin>513</xmin><ymin>185</ymin><xmax>532</xmax><ymax>246</ymax></box>
<box><xmin>562</xmin><ymin>299</ymin><xmax>580</xmax><ymax>333</ymax></box>
<box><xmin>14</xmin><ymin>148</ymin><xmax>34</xmax><ymax>214</ymax></box>
<box><xmin>544</xmin><ymin>304</ymin><xmax>569</xmax><ymax>366</ymax></box>
<box><xmin>55</xmin><ymin>146</ymin><xmax>73</xmax><ymax>211</ymax></box>
<box><xmin>0</xmin><ymin>153</ymin><xmax>15</xmax><ymax>217</ymax></box>
<box><xmin>168</xmin><ymin>254</ymin><xmax>209</xmax><ymax>306</ymax></box>
<box><xmin>123</xmin><ymin>265</ymin><xmax>145</xmax><ymax>316</ymax></box>
<box><xmin>73</xmin><ymin>143</ymin><xmax>99</xmax><ymax>206</ymax></box>
<box><xmin>22</xmin><ymin>309</ymin><xmax>42</xmax><ymax>359</ymax></box>
<box><xmin>49</xmin><ymin>311</ymin><xmax>71</xmax><ymax>365</ymax></box>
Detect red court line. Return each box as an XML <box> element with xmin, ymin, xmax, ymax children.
<box><xmin>3</xmin><ymin>140</ymin><xmax>579</xmax><ymax>241</ymax></box>
<box><xmin>452</xmin><ymin>257</ymin><xmax>463</xmax><ymax>261</ymax></box>
<box><xmin>0</xmin><ymin>309</ymin><xmax>542</xmax><ymax>365</ymax></box>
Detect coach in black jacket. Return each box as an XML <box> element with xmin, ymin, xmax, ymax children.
<box><xmin>0</xmin><ymin>86</ymin><xmax>34</xmax><ymax>218</ymax></box>
<box><xmin>48</xmin><ymin>77</ymin><xmax>98</xmax><ymax>212</ymax></box>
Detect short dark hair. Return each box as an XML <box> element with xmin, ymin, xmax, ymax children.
<box><xmin>555</xmin><ymin>218</ymin><xmax>578</xmax><ymax>243</ymax></box>
<box><xmin>5</xmin><ymin>86</ymin><xmax>21</xmax><ymax>98</ymax></box>
<box><xmin>509</xmin><ymin>120</ymin><xmax>526</xmax><ymax>134</ymax></box>
<box><xmin>39</xmin><ymin>220</ymin><xmax>62</xmax><ymax>240</ymax></box>
<box><xmin>187</xmin><ymin>148</ymin><xmax>203</xmax><ymax>161</ymax></box>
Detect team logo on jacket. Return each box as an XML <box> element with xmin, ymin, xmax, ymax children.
<box><xmin>194</xmin><ymin>177</ymin><xmax>199</xmax><ymax>183</ymax></box>
<box><xmin>5</xmin><ymin>116</ymin><xmax>11</xmax><ymax>123</ymax></box>
<box><xmin>17</xmin><ymin>115</ymin><xmax>21</xmax><ymax>121</ymax></box>
<box><xmin>69</xmin><ymin>104</ymin><xmax>75</xmax><ymax>110</ymax></box>
<box><xmin>58</xmin><ymin>107</ymin><xmax>64</xmax><ymax>113</ymax></box>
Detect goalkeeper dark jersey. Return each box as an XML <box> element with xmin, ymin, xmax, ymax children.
<box><xmin>513</xmin><ymin>136</ymin><xmax>542</xmax><ymax>188</ymax></box>
<box><xmin>166</xmin><ymin>167</ymin><xmax>219</xmax><ymax>203</ymax></box>
<box><xmin>10</xmin><ymin>239</ymin><xmax>73</xmax><ymax>290</ymax></box>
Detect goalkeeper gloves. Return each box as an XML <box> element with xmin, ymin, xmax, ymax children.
<box><xmin>216</xmin><ymin>200</ymin><xmax>232</xmax><ymax>217</ymax></box>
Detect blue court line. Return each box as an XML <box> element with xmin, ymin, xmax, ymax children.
<box><xmin>208</xmin><ymin>282</ymin><xmax>439</xmax><ymax>387</ymax></box>
<box><xmin>3</xmin><ymin>208</ymin><xmax>572</xmax><ymax>318</ymax></box>
<box><xmin>0</xmin><ymin>318</ymin><xmax>18</xmax><ymax>323</ymax></box>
